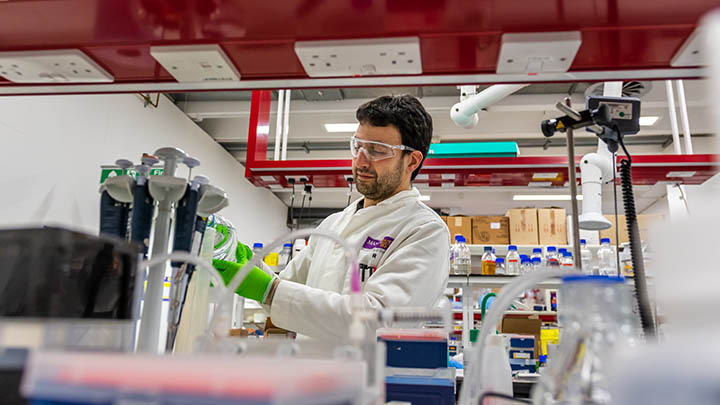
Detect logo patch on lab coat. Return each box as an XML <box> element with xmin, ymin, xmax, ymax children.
<box><xmin>362</xmin><ymin>236</ymin><xmax>394</xmax><ymax>250</ymax></box>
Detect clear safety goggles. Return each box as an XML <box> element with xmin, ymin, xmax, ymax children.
<box><xmin>349</xmin><ymin>136</ymin><xmax>417</xmax><ymax>161</ymax></box>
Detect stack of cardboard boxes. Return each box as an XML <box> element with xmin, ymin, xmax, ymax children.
<box><xmin>440</xmin><ymin>210</ymin><xmax>662</xmax><ymax>246</ymax></box>
<box><xmin>441</xmin><ymin>208</ymin><xmax>567</xmax><ymax>245</ymax></box>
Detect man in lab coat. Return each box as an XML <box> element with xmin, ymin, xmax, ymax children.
<box><xmin>214</xmin><ymin>95</ymin><xmax>450</xmax><ymax>340</ymax></box>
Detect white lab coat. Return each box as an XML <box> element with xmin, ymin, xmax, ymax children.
<box><xmin>270</xmin><ymin>187</ymin><xmax>450</xmax><ymax>341</ymax></box>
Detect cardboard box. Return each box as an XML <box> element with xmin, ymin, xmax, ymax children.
<box><xmin>598</xmin><ymin>214</ymin><xmax>665</xmax><ymax>244</ymax></box>
<box><xmin>506</xmin><ymin>208</ymin><xmax>539</xmax><ymax>245</ymax></box>
<box><xmin>538</xmin><ymin>208</ymin><xmax>567</xmax><ymax>245</ymax></box>
<box><xmin>566</xmin><ymin>215</ymin><xmax>600</xmax><ymax>245</ymax></box>
<box><xmin>502</xmin><ymin>316</ymin><xmax>542</xmax><ymax>355</ymax></box>
<box><xmin>599</xmin><ymin>215</ymin><xmax>628</xmax><ymax>244</ymax></box>
<box><xmin>446</xmin><ymin>216</ymin><xmax>472</xmax><ymax>243</ymax></box>
<box><xmin>471</xmin><ymin>216</ymin><xmax>510</xmax><ymax>245</ymax></box>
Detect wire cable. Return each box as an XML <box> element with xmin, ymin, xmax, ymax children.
<box><xmin>288</xmin><ymin>179</ymin><xmax>296</xmax><ymax>230</ymax></box>
<box><xmin>617</xmin><ymin>136</ymin><xmax>656</xmax><ymax>340</ymax></box>
<box><xmin>298</xmin><ymin>194</ymin><xmax>306</xmax><ymax>230</ymax></box>
<box><xmin>611</xmin><ymin>152</ymin><xmax>622</xmax><ymax>275</ymax></box>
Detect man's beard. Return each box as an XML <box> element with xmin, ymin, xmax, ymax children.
<box><xmin>353</xmin><ymin>159</ymin><xmax>404</xmax><ymax>201</ymax></box>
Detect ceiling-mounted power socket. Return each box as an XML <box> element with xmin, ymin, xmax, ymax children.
<box><xmin>0</xmin><ymin>49</ymin><xmax>114</xmax><ymax>83</ymax></box>
<box><xmin>294</xmin><ymin>37</ymin><xmax>422</xmax><ymax>77</ymax></box>
<box><xmin>671</xmin><ymin>27</ymin><xmax>705</xmax><ymax>67</ymax></box>
<box><xmin>496</xmin><ymin>31</ymin><xmax>581</xmax><ymax>74</ymax></box>
<box><xmin>150</xmin><ymin>44</ymin><xmax>240</xmax><ymax>83</ymax></box>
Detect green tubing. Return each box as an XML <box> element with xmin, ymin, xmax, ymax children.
<box><xmin>480</xmin><ymin>292</ymin><xmax>496</xmax><ymax>321</ymax></box>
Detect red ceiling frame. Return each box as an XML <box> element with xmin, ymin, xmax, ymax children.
<box><xmin>244</xmin><ymin>90</ymin><xmax>720</xmax><ymax>189</ymax></box>
<box><xmin>0</xmin><ymin>1</ymin><xmax>714</xmax><ymax>94</ymax></box>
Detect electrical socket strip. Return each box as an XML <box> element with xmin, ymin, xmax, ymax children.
<box><xmin>0</xmin><ymin>50</ymin><xmax>113</xmax><ymax>83</ymax></box>
<box><xmin>294</xmin><ymin>37</ymin><xmax>422</xmax><ymax>77</ymax></box>
<box><xmin>150</xmin><ymin>44</ymin><xmax>240</xmax><ymax>83</ymax></box>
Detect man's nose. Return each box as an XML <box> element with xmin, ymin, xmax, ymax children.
<box><xmin>354</xmin><ymin>148</ymin><xmax>371</xmax><ymax>168</ymax></box>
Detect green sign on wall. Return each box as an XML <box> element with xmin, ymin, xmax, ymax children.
<box><xmin>100</xmin><ymin>167</ymin><xmax>163</xmax><ymax>184</ymax></box>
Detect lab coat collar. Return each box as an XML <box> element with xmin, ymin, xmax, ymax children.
<box><xmin>348</xmin><ymin>187</ymin><xmax>420</xmax><ymax>213</ymax></box>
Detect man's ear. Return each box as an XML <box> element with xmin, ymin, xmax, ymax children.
<box><xmin>406</xmin><ymin>150</ymin><xmax>424</xmax><ymax>175</ymax></box>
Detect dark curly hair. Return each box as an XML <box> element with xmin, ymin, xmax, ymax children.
<box><xmin>355</xmin><ymin>95</ymin><xmax>433</xmax><ymax>180</ymax></box>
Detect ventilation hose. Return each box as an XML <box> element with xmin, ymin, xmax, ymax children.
<box><xmin>619</xmin><ymin>158</ymin><xmax>656</xmax><ymax>339</ymax></box>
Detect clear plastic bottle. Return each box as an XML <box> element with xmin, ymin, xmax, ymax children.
<box><xmin>451</xmin><ymin>235</ymin><xmax>471</xmax><ymax>276</ymax></box>
<box><xmin>449</xmin><ymin>235</ymin><xmax>459</xmax><ymax>275</ymax></box>
<box><xmin>597</xmin><ymin>238</ymin><xmax>617</xmax><ymax>276</ymax></box>
<box><xmin>481</xmin><ymin>246</ymin><xmax>497</xmax><ymax>275</ymax></box>
<box><xmin>495</xmin><ymin>258</ymin><xmax>505</xmax><ymax>275</ymax></box>
<box><xmin>531</xmin><ymin>257</ymin><xmax>543</xmax><ymax>271</ymax></box>
<box><xmin>531</xmin><ymin>248</ymin><xmax>544</xmax><ymax>265</ymax></box>
<box><xmin>252</xmin><ymin>242</ymin><xmax>263</xmax><ymax>258</ymax></box>
<box><xmin>558</xmin><ymin>248</ymin><xmax>567</xmax><ymax>256</ymax></box>
<box><xmin>546</xmin><ymin>246</ymin><xmax>560</xmax><ymax>268</ymax></box>
<box><xmin>277</xmin><ymin>243</ymin><xmax>292</xmax><ymax>271</ymax></box>
<box><xmin>480</xmin><ymin>334</ymin><xmax>514</xmax><ymax>404</ymax></box>
<box><xmin>520</xmin><ymin>255</ymin><xmax>532</xmax><ymax>274</ymax></box>
<box><xmin>580</xmin><ymin>239</ymin><xmax>592</xmax><ymax>274</ymax></box>
<box><xmin>506</xmin><ymin>245</ymin><xmax>521</xmax><ymax>275</ymax></box>
<box><xmin>561</xmin><ymin>251</ymin><xmax>574</xmax><ymax>268</ymax></box>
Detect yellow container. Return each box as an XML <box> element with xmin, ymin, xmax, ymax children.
<box><xmin>264</xmin><ymin>252</ymin><xmax>279</xmax><ymax>266</ymax></box>
<box><xmin>540</xmin><ymin>328</ymin><xmax>560</xmax><ymax>355</ymax></box>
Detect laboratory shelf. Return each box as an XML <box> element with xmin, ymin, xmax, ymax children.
<box><xmin>447</xmin><ymin>275</ymin><xmax>634</xmax><ymax>289</ymax></box>
<box><xmin>466</xmin><ymin>244</ymin><xmax>613</xmax><ymax>257</ymax></box>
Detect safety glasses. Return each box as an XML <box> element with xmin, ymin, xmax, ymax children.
<box><xmin>349</xmin><ymin>136</ymin><xmax>417</xmax><ymax>161</ymax></box>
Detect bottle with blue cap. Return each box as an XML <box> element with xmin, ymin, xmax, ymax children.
<box><xmin>451</xmin><ymin>234</ymin><xmax>471</xmax><ymax>276</ymax></box>
<box><xmin>561</xmin><ymin>251</ymin><xmax>574</xmax><ymax>268</ymax></box>
<box><xmin>506</xmin><ymin>245</ymin><xmax>520</xmax><ymax>275</ymax></box>
<box><xmin>531</xmin><ymin>256</ymin><xmax>542</xmax><ymax>271</ymax></box>
<box><xmin>531</xmin><ymin>247</ymin><xmax>544</xmax><ymax>265</ymax></box>
<box><xmin>277</xmin><ymin>242</ymin><xmax>293</xmax><ymax>271</ymax></box>
<box><xmin>546</xmin><ymin>246</ymin><xmax>560</xmax><ymax>267</ymax></box>
<box><xmin>481</xmin><ymin>246</ymin><xmax>496</xmax><ymax>275</ymax></box>
<box><xmin>520</xmin><ymin>255</ymin><xmax>532</xmax><ymax>274</ymax></box>
<box><xmin>597</xmin><ymin>238</ymin><xmax>616</xmax><ymax>275</ymax></box>
<box><xmin>580</xmin><ymin>239</ymin><xmax>592</xmax><ymax>274</ymax></box>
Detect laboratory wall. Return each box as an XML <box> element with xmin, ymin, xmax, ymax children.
<box><xmin>0</xmin><ymin>94</ymin><xmax>288</xmax><ymax>245</ymax></box>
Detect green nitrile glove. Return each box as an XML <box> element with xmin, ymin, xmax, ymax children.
<box><xmin>212</xmin><ymin>258</ymin><xmax>274</xmax><ymax>303</ymax></box>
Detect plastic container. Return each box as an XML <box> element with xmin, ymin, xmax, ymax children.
<box><xmin>597</xmin><ymin>238</ymin><xmax>617</xmax><ymax>276</ymax></box>
<box><xmin>451</xmin><ymin>235</ymin><xmax>471</xmax><ymax>276</ymax></box>
<box><xmin>520</xmin><ymin>256</ymin><xmax>533</xmax><ymax>274</ymax></box>
<box><xmin>479</xmin><ymin>335</ymin><xmax>513</xmax><ymax>404</ymax></box>
<box><xmin>531</xmin><ymin>248</ymin><xmax>544</xmax><ymax>265</ymax></box>
<box><xmin>546</xmin><ymin>246</ymin><xmax>560</xmax><ymax>268</ymax></box>
<box><xmin>277</xmin><ymin>243</ymin><xmax>293</xmax><ymax>271</ymax></box>
<box><xmin>252</xmin><ymin>242</ymin><xmax>263</xmax><ymax>255</ymax></box>
<box><xmin>561</xmin><ymin>251</ymin><xmax>574</xmax><ymax>268</ymax></box>
<box><xmin>506</xmin><ymin>245</ymin><xmax>520</xmax><ymax>275</ymax></box>
<box><xmin>481</xmin><ymin>246</ymin><xmax>497</xmax><ymax>275</ymax></box>
<box><xmin>533</xmin><ymin>275</ymin><xmax>633</xmax><ymax>405</ymax></box>
<box><xmin>580</xmin><ymin>239</ymin><xmax>592</xmax><ymax>274</ymax></box>
<box><xmin>495</xmin><ymin>258</ymin><xmax>505</xmax><ymax>275</ymax></box>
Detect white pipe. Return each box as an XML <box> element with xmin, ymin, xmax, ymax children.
<box><xmin>273</xmin><ymin>89</ymin><xmax>285</xmax><ymax>161</ymax></box>
<box><xmin>281</xmin><ymin>89</ymin><xmax>291</xmax><ymax>160</ymax></box>
<box><xmin>665</xmin><ymin>80</ymin><xmax>683</xmax><ymax>154</ymax></box>
<box><xmin>675</xmin><ymin>80</ymin><xmax>694</xmax><ymax>154</ymax></box>
<box><xmin>450</xmin><ymin>84</ymin><xmax>529</xmax><ymax>129</ymax></box>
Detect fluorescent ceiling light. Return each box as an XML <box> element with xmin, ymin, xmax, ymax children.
<box><xmin>324</xmin><ymin>123</ymin><xmax>359</xmax><ymax>133</ymax></box>
<box><xmin>419</xmin><ymin>195</ymin><xmax>431</xmax><ymax>201</ymax></box>
<box><xmin>513</xmin><ymin>194</ymin><xmax>583</xmax><ymax>201</ymax></box>
<box><xmin>639</xmin><ymin>116</ymin><xmax>659</xmax><ymax>126</ymax></box>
